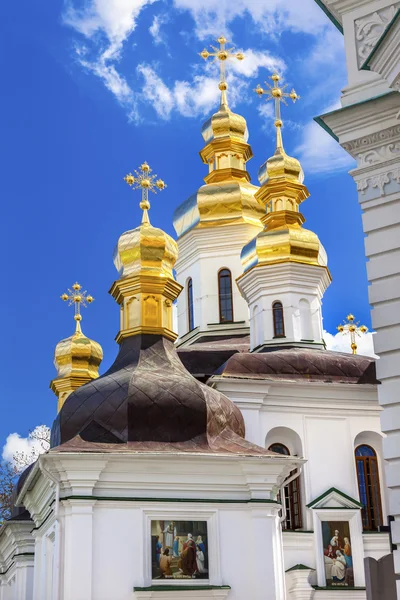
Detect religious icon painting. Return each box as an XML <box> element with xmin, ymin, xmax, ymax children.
<box><xmin>151</xmin><ymin>520</ymin><xmax>208</xmax><ymax>580</ymax></box>
<box><xmin>322</xmin><ymin>521</ymin><xmax>354</xmax><ymax>587</ymax></box>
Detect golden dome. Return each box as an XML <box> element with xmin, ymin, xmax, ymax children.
<box><xmin>241</xmin><ymin>212</ymin><xmax>328</xmax><ymax>272</ymax></box>
<box><xmin>173</xmin><ymin>92</ymin><xmax>263</xmax><ymax>237</ymax></box>
<box><xmin>110</xmin><ymin>163</ymin><xmax>182</xmax><ymax>344</ymax></box>
<box><xmin>258</xmin><ymin>138</ymin><xmax>304</xmax><ymax>186</ymax></box>
<box><xmin>239</xmin><ymin>71</ymin><xmax>331</xmax><ymax>281</ymax></box>
<box><xmin>201</xmin><ymin>92</ymin><xmax>248</xmax><ymax>144</ymax></box>
<box><xmin>114</xmin><ymin>218</ymin><xmax>178</xmax><ymax>279</ymax></box>
<box><xmin>50</xmin><ymin>319</ymin><xmax>103</xmax><ymax>412</ymax></box>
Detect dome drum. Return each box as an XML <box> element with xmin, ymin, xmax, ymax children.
<box><xmin>109</xmin><ymin>275</ymin><xmax>182</xmax><ymax>344</ymax></box>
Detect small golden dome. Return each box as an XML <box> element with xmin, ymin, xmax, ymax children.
<box><xmin>258</xmin><ymin>147</ymin><xmax>304</xmax><ymax>186</ymax></box>
<box><xmin>202</xmin><ymin>100</ymin><xmax>248</xmax><ymax>144</ymax></box>
<box><xmin>114</xmin><ymin>219</ymin><xmax>178</xmax><ymax>279</ymax></box>
<box><xmin>50</xmin><ymin>320</ymin><xmax>103</xmax><ymax>412</ymax></box>
<box><xmin>53</xmin><ymin>325</ymin><xmax>103</xmax><ymax>381</ymax></box>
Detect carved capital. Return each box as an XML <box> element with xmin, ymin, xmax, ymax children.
<box><xmin>356</xmin><ymin>168</ymin><xmax>400</xmax><ymax>195</ymax></box>
<box><xmin>354</xmin><ymin>4</ymin><xmax>399</xmax><ymax>67</ymax></box>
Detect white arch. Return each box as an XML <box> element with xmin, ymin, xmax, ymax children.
<box><xmin>353</xmin><ymin>430</ymin><xmax>388</xmax><ymax>523</ymax></box>
<box><xmin>265</xmin><ymin>426</ymin><xmax>304</xmax><ymax>457</ymax></box>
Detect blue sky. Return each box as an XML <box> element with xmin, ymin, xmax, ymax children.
<box><xmin>0</xmin><ymin>0</ymin><xmax>372</xmax><ymax>449</ymax></box>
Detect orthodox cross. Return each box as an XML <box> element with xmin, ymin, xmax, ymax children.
<box><xmin>254</xmin><ymin>73</ymin><xmax>300</xmax><ymax>150</ymax></box>
<box><xmin>124</xmin><ymin>162</ymin><xmax>166</xmax><ymax>223</ymax></box>
<box><xmin>199</xmin><ymin>36</ymin><xmax>244</xmax><ymax>98</ymax></box>
<box><xmin>61</xmin><ymin>282</ymin><xmax>94</xmax><ymax>330</ymax></box>
<box><xmin>337</xmin><ymin>314</ymin><xmax>368</xmax><ymax>355</ymax></box>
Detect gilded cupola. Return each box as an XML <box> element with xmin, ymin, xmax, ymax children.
<box><xmin>173</xmin><ymin>37</ymin><xmax>264</xmax><ymax>238</ymax></box>
<box><xmin>241</xmin><ymin>73</ymin><xmax>329</xmax><ymax>273</ymax></box>
<box><xmin>50</xmin><ymin>283</ymin><xmax>103</xmax><ymax>413</ymax></box>
<box><xmin>110</xmin><ymin>163</ymin><xmax>182</xmax><ymax>343</ymax></box>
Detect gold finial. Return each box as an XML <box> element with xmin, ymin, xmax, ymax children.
<box><xmin>199</xmin><ymin>36</ymin><xmax>244</xmax><ymax>105</ymax></box>
<box><xmin>61</xmin><ymin>283</ymin><xmax>95</xmax><ymax>332</ymax></box>
<box><xmin>337</xmin><ymin>314</ymin><xmax>368</xmax><ymax>355</ymax></box>
<box><xmin>124</xmin><ymin>162</ymin><xmax>167</xmax><ymax>225</ymax></box>
<box><xmin>254</xmin><ymin>72</ymin><xmax>300</xmax><ymax>153</ymax></box>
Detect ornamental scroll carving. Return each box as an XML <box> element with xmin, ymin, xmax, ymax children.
<box><xmin>357</xmin><ymin>142</ymin><xmax>400</xmax><ymax>167</ymax></box>
<box><xmin>354</xmin><ymin>4</ymin><xmax>399</xmax><ymax>67</ymax></box>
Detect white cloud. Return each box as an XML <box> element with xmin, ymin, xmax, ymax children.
<box><xmin>173</xmin><ymin>0</ymin><xmax>328</xmax><ymax>40</ymax></box>
<box><xmin>64</xmin><ymin>0</ymin><xmax>157</xmax><ymax>44</ymax></box>
<box><xmin>230</xmin><ymin>49</ymin><xmax>285</xmax><ymax>79</ymax></box>
<box><xmin>149</xmin><ymin>13</ymin><xmax>169</xmax><ymax>45</ymax></box>
<box><xmin>324</xmin><ymin>330</ymin><xmax>377</xmax><ymax>358</ymax></box>
<box><xmin>2</xmin><ymin>425</ymin><xmax>50</xmax><ymax>470</ymax></box>
<box><xmin>137</xmin><ymin>47</ymin><xmax>285</xmax><ymax>120</ymax></box>
<box><xmin>295</xmin><ymin>115</ymin><xmax>355</xmax><ymax>175</ymax></box>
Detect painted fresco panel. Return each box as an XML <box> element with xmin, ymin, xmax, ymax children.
<box><xmin>322</xmin><ymin>521</ymin><xmax>354</xmax><ymax>587</ymax></box>
<box><xmin>151</xmin><ymin>520</ymin><xmax>208</xmax><ymax>580</ymax></box>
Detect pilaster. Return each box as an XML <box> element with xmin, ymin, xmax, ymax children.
<box><xmin>62</xmin><ymin>499</ymin><xmax>96</xmax><ymax>600</ymax></box>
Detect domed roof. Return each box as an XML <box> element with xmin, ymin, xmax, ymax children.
<box><xmin>201</xmin><ymin>96</ymin><xmax>248</xmax><ymax>143</ymax></box>
<box><xmin>172</xmin><ymin>89</ymin><xmax>263</xmax><ymax>239</ymax></box>
<box><xmin>52</xmin><ymin>322</ymin><xmax>103</xmax><ymax>380</ymax></box>
<box><xmin>51</xmin><ymin>335</ymin><xmax>247</xmax><ymax>451</ymax></box>
<box><xmin>241</xmin><ymin>215</ymin><xmax>327</xmax><ymax>272</ymax></box>
<box><xmin>258</xmin><ymin>145</ymin><xmax>304</xmax><ymax>186</ymax></box>
<box><xmin>173</xmin><ymin>180</ymin><xmax>263</xmax><ymax>238</ymax></box>
<box><xmin>114</xmin><ymin>219</ymin><xmax>178</xmax><ymax>279</ymax></box>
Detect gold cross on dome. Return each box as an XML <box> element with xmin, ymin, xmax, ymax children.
<box><xmin>124</xmin><ymin>162</ymin><xmax>166</xmax><ymax>224</ymax></box>
<box><xmin>337</xmin><ymin>313</ymin><xmax>368</xmax><ymax>355</ymax></box>
<box><xmin>199</xmin><ymin>36</ymin><xmax>244</xmax><ymax>96</ymax></box>
<box><xmin>60</xmin><ymin>282</ymin><xmax>94</xmax><ymax>331</ymax></box>
<box><xmin>255</xmin><ymin>72</ymin><xmax>300</xmax><ymax>125</ymax></box>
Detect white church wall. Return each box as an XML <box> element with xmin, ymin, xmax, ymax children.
<box><xmin>216</xmin><ymin>378</ymin><xmax>386</xmax><ymax>533</ymax></box>
<box><xmin>175</xmin><ymin>223</ymin><xmax>261</xmax><ymax>343</ymax></box>
<box><xmin>57</xmin><ymin>501</ymin><xmax>287</xmax><ymax>600</ymax></box>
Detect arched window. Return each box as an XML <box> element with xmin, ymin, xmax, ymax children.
<box><xmin>272</xmin><ymin>301</ymin><xmax>285</xmax><ymax>338</ymax></box>
<box><xmin>218</xmin><ymin>269</ymin><xmax>233</xmax><ymax>323</ymax></box>
<box><xmin>269</xmin><ymin>443</ymin><xmax>302</xmax><ymax>530</ymax></box>
<box><xmin>187</xmin><ymin>278</ymin><xmax>194</xmax><ymax>332</ymax></box>
<box><xmin>355</xmin><ymin>445</ymin><xmax>383</xmax><ymax>531</ymax></box>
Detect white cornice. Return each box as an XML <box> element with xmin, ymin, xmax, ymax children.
<box><xmin>318</xmin><ymin>91</ymin><xmax>400</xmax><ymax>145</ymax></box>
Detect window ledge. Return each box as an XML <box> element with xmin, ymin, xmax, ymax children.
<box><xmin>133</xmin><ymin>585</ymin><xmax>231</xmax><ymax>599</ymax></box>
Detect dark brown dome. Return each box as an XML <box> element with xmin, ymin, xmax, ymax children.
<box><xmin>219</xmin><ymin>347</ymin><xmax>377</xmax><ymax>384</ymax></box>
<box><xmin>51</xmin><ymin>335</ymin><xmax>245</xmax><ymax>448</ymax></box>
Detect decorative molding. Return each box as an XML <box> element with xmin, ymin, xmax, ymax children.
<box><xmin>356</xmin><ymin>142</ymin><xmax>400</xmax><ymax>167</ymax></box>
<box><xmin>357</xmin><ymin>168</ymin><xmax>400</xmax><ymax>195</ymax></box>
<box><xmin>342</xmin><ymin>124</ymin><xmax>400</xmax><ymax>156</ymax></box>
<box><xmin>355</xmin><ymin>4</ymin><xmax>399</xmax><ymax>67</ymax></box>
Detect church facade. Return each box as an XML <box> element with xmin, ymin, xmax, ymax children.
<box><xmin>0</xmin><ymin>37</ymin><xmax>392</xmax><ymax>600</ymax></box>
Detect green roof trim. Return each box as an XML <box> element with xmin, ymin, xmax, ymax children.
<box><xmin>61</xmin><ymin>495</ymin><xmax>278</xmax><ymax>505</ymax></box>
<box><xmin>286</xmin><ymin>564</ymin><xmax>315</xmax><ymax>572</ymax></box>
<box><xmin>307</xmin><ymin>487</ymin><xmax>363</xmax><ymax>509</ymax></box>
<box><xmin>313</xmin><ymin>116</ymin><xmax>339</xmax><ymax>142</ymax></box>
<box><xmin>313</xmin><ymin>0</ymin><xmax>343</xmax><ymax>33</ymax></box>
<box><xmin>134</xmin><ymin>586</ymin><xmax>231</xmax><ymax>592</ymax></box>
<box><xmin>312</xmin><ymin>586</ymin><xmax>366</xmax><ymax>591</ymax></box>
<box><xmin>361</xmin><ymin>8</ymin><xmax>400</xmax><ymax>71</ymax></box>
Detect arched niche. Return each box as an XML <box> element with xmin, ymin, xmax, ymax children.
<box><xmin>265</xmin><ymin>426</ymin><xmax>303</xmax><ymax>457</ymax></box>
<box><xmin>299</xmin><ymin>298</ymin><xmax>313</xmax><ymax>341</ymax></box>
